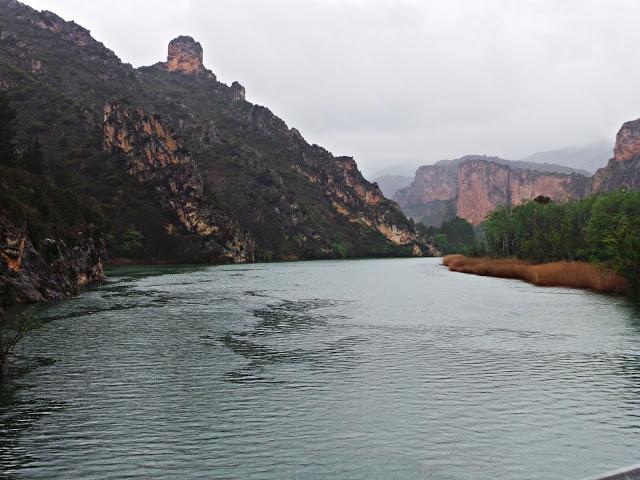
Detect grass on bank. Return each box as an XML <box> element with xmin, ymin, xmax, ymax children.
<box><xmin>442</xmin><ymin>255</ymin><xmax>628</xmax><ymax>295</ymax></box>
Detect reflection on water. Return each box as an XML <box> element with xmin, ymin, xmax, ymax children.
<box><xmin>1</xmin><ymin>258</ymin><xmax>639</xmax><ymax>479</ymax></box>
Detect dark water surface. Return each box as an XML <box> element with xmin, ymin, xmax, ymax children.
<box><xmin>1</xmin><ymin>258</ymin><xmax>639</xmax><ymax>479</ymax></box>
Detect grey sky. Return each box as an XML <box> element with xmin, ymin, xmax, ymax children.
<box><xmin>20</xmin><ymin>0</ymin><xmax>640</xmax><ymax>177</ymax></box>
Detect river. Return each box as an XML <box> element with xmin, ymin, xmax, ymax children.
<box><xmin>1</xmin><ymin>258</ymin><xmax>639</xmax><ymax>479</ymax></box>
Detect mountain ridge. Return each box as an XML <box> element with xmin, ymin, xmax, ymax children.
<box><xmin>0</xmin><ymin>0</ymin><xmax>432</xmax><ymax>306</ymax></box>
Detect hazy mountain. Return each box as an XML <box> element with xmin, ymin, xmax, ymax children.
<box><xmin>519</xmin><ymin>141</ymin><xmax>613</xmax><ymax>174</ymax></box>
<box><xmin>373</xmin><ymin>175</ymin><xmax>413</xmax><ymax>199</ymax></box>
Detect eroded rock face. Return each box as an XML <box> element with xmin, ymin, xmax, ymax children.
<box><xmin>166</xmin><ymin>36</ymin><xmax>205</xmax><ymax>75</ymax></box>
<box><xmin>0</xmin><ymin>216</ymin><xmax>104</xmax><ymax>306</ymax></box>
<box><xmin>394</xmin><ymin>163</ymin><xmax>458</xmax><ymax>206</ymax></box>
<box><xmin>613</xmin><ymin>118</ymin><xmax>640</xmax><ymax>162</ymax></box>
<box><xmin>396</xmin><ymin>156</ymin><xmax>590</xmax><ymax>226</ymax></box>
<box><xmin>456</xmin><ymin>160</ymin><xmax>587</xmax><ymax>225</ymax></box>
<box><xmin>592</xmin><ymin>118</ymin><xmax>640</xmax><ymax>192</ymax></box>
<box><xmin>103</xmin><ymin>101</ymin><xmax>254</xmax><ymax>263</ymax></box>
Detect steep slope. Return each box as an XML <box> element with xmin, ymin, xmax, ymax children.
<box><xmin>133</xmin><ymin>36</ymin><xmax>428</xmax><ymax>259</ymax></box>
<box><xmin>455</xmin><ymin>159</ymin><xmax>590</xmax><ymax>225</ymax></box>
<box><xmin>592</xmin><ymin>118</ymin><xmax>640</xmax><ymax>192</ymax></box>
<box><xmin>0</xmin><ymin>0</ymin><xmax>430</xmax><ymax>274</ymax></box>
<box><xmin>0</xmin><ymin>168</ymin><xmax>105</xmax><ymax>306</ymax></box>
<box><xmin>102</xmin><ymin>102</ymin><xmax>253</xmax><ymax>263</ymax></box>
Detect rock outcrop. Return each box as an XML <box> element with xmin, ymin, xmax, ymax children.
<box><xmin>165</xmin><ymin>36</ymin><xmax>206</xmax><ymax>75</ymax></box>
<box><xmin>592</xmin><ymin>118</ymin><xmax>640</xmax><ymax>192</ymax></box>
<box><xmin>0</xmin><ymin>215</ymin><xmax>104</xmax><ymax>306</ymax></box>
<box><xmin>103</xmin><ymin>101</ymin><xmax>253</xmax><ymax>263</ymax></box>
<box><xmin>612</xmin><ymin>119</ymin><xmax>640</xmax><ymax>162</ymax></box>
<box><xmin>395</xmin><ymin>156</ymin><xmax>591</xmax><ymax>226</ymax></box>
<box><xmin>456</xmin><ymin>159</ymin><xmax>589</xmax><ymax>225</ymax></box>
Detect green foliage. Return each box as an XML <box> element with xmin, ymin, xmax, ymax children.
<box><xmin>482</xmin><ymin>191</ymin><xmax>640</xmax><ymax>296</ymax></box>
<box><xmin>586</xmin><ymin>191</ymin><xmax>640</xmax><ymax>293</ymax></box>
<box><xmin>117</xmin><ymin>227</ymin><xmax>145</xmax><ymax>258</ymax></box>
<box><xmin>433</xmin><ymin>233</ymin><xmax>449</xmax><ymax>253</ymax></box>
<box><xmin>332</xmin><ymin>242</ymin><xmax>349</xmax><ymax>259</ymax></box>
<box><xmin>427</xmin><ymin>217</ymin><xmax>476</xmax><ymax>255</ymax></box>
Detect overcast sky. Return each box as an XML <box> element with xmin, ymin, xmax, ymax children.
<box><xmin>20</xmin><ymin>0</ymin><xmax>640</xmax><ymax>176</ymax></box>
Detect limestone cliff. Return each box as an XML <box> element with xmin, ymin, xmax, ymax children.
<box><xmin>0</xmin><ymin>215</ymin><xmax>104</xmax><ymax>306</ymax></box>
<box><xmin>456</xmin><ymin>160</ymin><xmax>589</xmax><ymax>225</ymax></box>
<box><xmin>103</xmin><ymin>102</ymin><xmax>253</xmax><ymax>263</ymax></box>
<box><xmin>165</xmin><ymin>36</ymin><xmax>207</xmax><ymax>76</ymax></box>
<box><xmin>395</xmin><ymin>156</ymin><xmax>590</xmax><ymax>226</ymax></box>
<box><xmin>592</xmin><ymin>118</ymin><xmax>640</xmax><ymax>192</ymax></box>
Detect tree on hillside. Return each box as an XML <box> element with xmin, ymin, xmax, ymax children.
<box><xmin>0</xmin><ymin>92</ymin><xmax>17</xmax><ymax>167</ymax></box>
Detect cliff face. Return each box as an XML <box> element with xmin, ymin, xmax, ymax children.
<box><xmin>456</xmin><ymin>160</ymin><xmax>589</xmax><ymax>225</ymax></box>
<box><xmin>103</xmin><ymin>102</ymin><xmax>253</xmax><ymax>263</ymax></box>
<box><xmin>165</xmin><ymin>36</ymin><xmax>206</xmax><ymax>75</ymax></box>
<box><xmin>395</xmin><ymin>156</ymin><xmax>590</xmax><ymax>226</ymax></box>
<box><xmin>592</xmin><ymin>118</ymin><xmax>640</xmax><ymax>192</ymax></box>
<box><xmin>0</xmin><ymin>215</ymin><xmax>104</xmax><ymax>306</ymax></box>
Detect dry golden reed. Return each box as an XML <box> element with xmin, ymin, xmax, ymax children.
<box><xmin>442</xmin><ymin>255</ymin><xmax>628</xmax><ymax>295</ymax></box>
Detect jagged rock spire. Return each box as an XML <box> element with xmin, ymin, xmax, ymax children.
<box><xmin>166</xmin><ymin>36</ymin><xmax>205</xmax><ymax>74</ymax></box>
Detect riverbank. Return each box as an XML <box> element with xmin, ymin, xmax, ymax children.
<box><xmin>442</xmin><ymin>255</ymin><xmax>628</xmax><ymax>295</ymax></box>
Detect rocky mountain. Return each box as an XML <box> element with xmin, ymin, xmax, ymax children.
<box><xmin>0</xmin><ymin>0</ymin><xmax>431</xmax><ymax>306</ymax></box>
<box><xmin>394</xmin><ymin>155</ymin><xmax>592</xmax><ymax>226</ymax></box>
<box><xmin>592</xmin><ymin>118</ymin><xmax>640</xmax><ymax>192</ymax></box>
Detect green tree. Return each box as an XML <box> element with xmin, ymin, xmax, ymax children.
<box><xmin>481</xmin><ymin>191</ymin><xmax>640</xmax><ymax>297</ymax></box>
<box><xmin>118</xmin><ymin>227</ymin><xmax>145</xmax><ymax>258</ymax></box>
<box><xmin>587</xmin><ymin>191</ymin><xmax>640</xmax><ymax>295</ymax></box>
<box><xmin>0</xmin><ymin>92</ymin><xmax>17</xmax><ymax>167</ymax></box>
<box><xmin>439</xmin><ymin>217</ymin><xmax>475</xmax><ymax>248</ymax></box>
<box><xmin>433</xmin><ymin>233</ymin><xmax>449</xmax><ymax>253</ymax></box>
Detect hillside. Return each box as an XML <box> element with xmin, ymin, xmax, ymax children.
<box><xmin>0</xmin><ymin>0</ymin><xmax>431</xmax><ymax>305</ymax></box>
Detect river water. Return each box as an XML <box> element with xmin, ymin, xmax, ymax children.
<box><xmin>1</xmin><ymin>258</ymin><xmax>639</xmax><ymax>479</ymax></box>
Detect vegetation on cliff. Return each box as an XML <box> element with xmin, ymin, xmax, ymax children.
<box><xmin>0</xmin><ymin>0</ymin><xmax>430</xmax><ymax>266</ymax></box>
<box><xmin>0</xmin><ymin>92</ymin><xmax>105</xmax><ymax>306</ymax></box>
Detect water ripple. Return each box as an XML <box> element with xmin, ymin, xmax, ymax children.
<box><xmin>1</xmin><ymin>258</ymin><xmax>639</xmax><ymax>479</ymax></box>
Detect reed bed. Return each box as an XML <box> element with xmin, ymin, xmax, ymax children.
<box><xmin>442</xmin><ymin>255</ymin><xmax>628</xmax><ymax>295</ymax></box>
